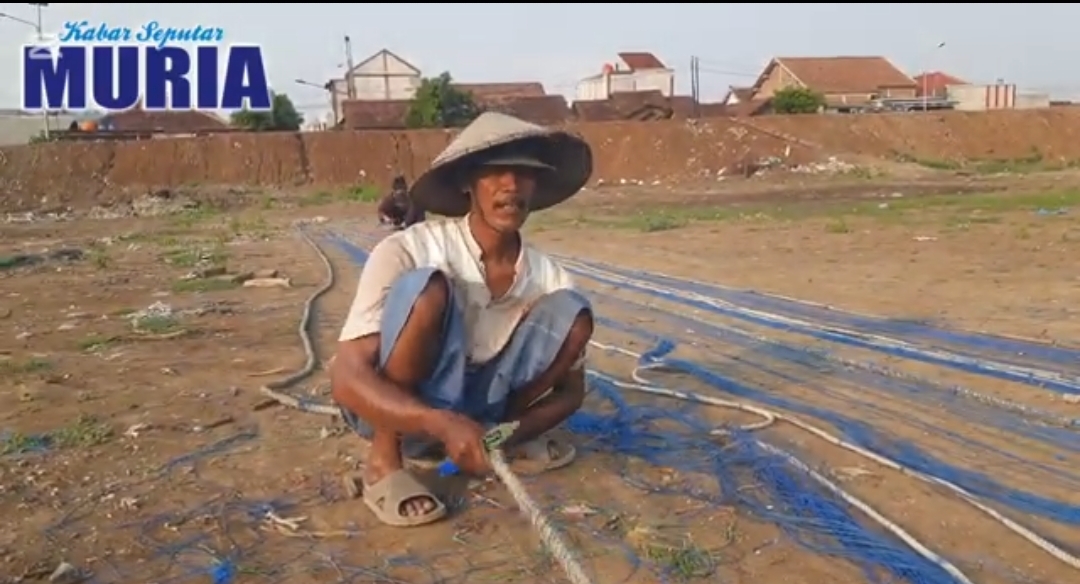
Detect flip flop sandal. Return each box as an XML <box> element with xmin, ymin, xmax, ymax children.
<box><xmin>509</xmin><ymin>434</ymin><xmax>577</xmax><ymax>476</ymax></box>
<box><xmin>357</xmin><ymin>469</ymin><xmax>447</xmax><ymax>527</ymax></box>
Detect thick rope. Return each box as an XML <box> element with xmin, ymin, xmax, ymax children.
<box><xmin>257</xmin><ymin>224</ymin><xmax>340</xmax><ymax>416</ymax></box>
<box><xmin>489</xmin><ymin>451</ymin><xmax>595</xmax><ymax>584</ymax></box>
<box><xmin>260</xmin><ymin>228</ymin><xmax>1079</xmax><ymax>583</ymax></box>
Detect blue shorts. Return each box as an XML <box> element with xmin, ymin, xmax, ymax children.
<box><xmin>338</xmin><ymin>267</ymin><xmax>591</xmax><ymax>458</ymax></box>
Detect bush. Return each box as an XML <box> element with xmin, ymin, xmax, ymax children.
<box><xmin>405</xmin><ymin>72</ymin><xmax>481</xmax><ymax>129</ymax></box>
<box><xmin>772</xmin><ymin>87</ymin><xmax>826</xmax><ymax>114</ymax></box>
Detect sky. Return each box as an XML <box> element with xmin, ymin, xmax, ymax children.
<box><xmin>1</xmin><ymin>3</ymin><xmax>1077</xmax><ymax>122</ymax></box>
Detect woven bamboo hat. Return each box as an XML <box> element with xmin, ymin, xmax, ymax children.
<box><xmin>410</xmin><ymin>112</ymin><xmax>593</xmax><ymax>217</ymax></box>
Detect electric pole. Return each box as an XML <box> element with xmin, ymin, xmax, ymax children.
<box><xmin>690</xmin><ymin>56</ymin><xmax>700</xmax><ymax>118</ymax></box>
<box><xmin>344</xmin><ymin>35</ymin><xmax>356</xmax><ymax>100</ymax></box>
<box><xmin>29</xmin><ymin>3</ymin><xmax>50</xmax><ymax>138</ymax></box>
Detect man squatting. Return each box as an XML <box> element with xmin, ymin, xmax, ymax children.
<box><xmin>330</xmin><ymin>112</ymin><xmax>595</xmax><ymax>526</ymax></box>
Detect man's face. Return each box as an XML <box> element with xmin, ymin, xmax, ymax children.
<box><xmin>471</xmin><ymin>165</ymin><xmax>539</xmax><ymax>233</ymax></box>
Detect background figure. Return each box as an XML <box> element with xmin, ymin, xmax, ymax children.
<box><xmin>378</xmin><ymin>175</ymin><xmax>425</xmax><ymax>229</ymax></box>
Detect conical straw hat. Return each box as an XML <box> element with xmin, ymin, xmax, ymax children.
<box><xmin>410</xmin><ymin>112</ymin><xmax>593</xmax><ymax>217</ymax></box>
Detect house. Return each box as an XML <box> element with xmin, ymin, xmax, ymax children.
<box><xmin>748</xmin><ymin>56</ymin><xmax>917</xmax><ymax>112</ymax></box>
<box><xmin>327</xmin><ymin>49</ymin><xmax>549</xmax><ymax>124</ymax></box>
<box><xmin>913</xmin><ymin>71</ymin><xmax>966</xmax><ymax>98</ymax></box>
<box><xmin>328</xmin><ymin>48</ymin><xmax>424</xmax><ymax>122</ymax></box>
<box><xmin>340</xmin><ymin>87</ymin><xmax>569</xmax><ymax>130</ymax></box>
<box><xmin>575</xmin><ymin>52</ymin><xmax>675</xmax><ymax>101</ymax></box>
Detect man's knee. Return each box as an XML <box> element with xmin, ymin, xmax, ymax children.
<box><xmin>565</xmin><ymin>308</ymin><xmax>593</xmax><ymax>353</ymax></box>
<box><xmin>390</xmin><ymin>268</ymin><xmax>450</xmax><ymax>328</ymax></box>
<box><xmin>534</xmin><ymin>288</ymin><xmax>593</xmax><ymax>351</ymax></box>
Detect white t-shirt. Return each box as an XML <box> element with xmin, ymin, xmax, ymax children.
<box><xmin>340</xmin><ymin>216</ymin><xmax>579</xmax><ymax>366</ymax></box>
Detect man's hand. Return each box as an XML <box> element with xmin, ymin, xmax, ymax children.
<box><xmin>430</xmin><ymin>411</ymin><xmax>491</xmax><ymax>475</ymax></box>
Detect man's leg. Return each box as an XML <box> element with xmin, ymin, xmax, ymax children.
<box><xmin>472</xmin><ymin>288</ymin><xmax>593</xmax><ymax>459</ymax></box>
<box><xmin>337</xmin><ymin>268</ymin><xmax>467</xmax><ymax>518</ymax></box>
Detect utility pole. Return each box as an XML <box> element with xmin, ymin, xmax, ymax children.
<box><xmin>3</xmin><ymin>3</ymin><xmax>53</xmax><ymax>138</ymax></box>
<box><xmin>690</xmin><ymin>56</ymin><xmax>700</xmax><ymax>118</ymax></box>
<box><xmin>922</xmin><ymin>41</ymin><xmax>946</xmax><ymax>112</ymax></box>
<box><xmin>32</xmin><ymin>3</ymin><xmax>49</xmax><ymax>138</ymax></box>
<box><xmin>343</xmin><ymin>35</ymin><xmax>357</xmax><ymax>100</ymax></box>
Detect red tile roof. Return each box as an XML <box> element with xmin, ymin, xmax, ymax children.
<box><xmin>618</xmin><ymin>52</ymin><xmax>667</xmax><ymax>70</ymax></box>
<box><xmin>765</xmin><ymin>56</ymin><xmax>915</xmax><ymax>94</ymax></box>
<box><xmin>101</xmin><ymin>108</ymin><xmax>228</xmax><ymax>133</ymax></box>
<box><xmin>571</xmin><ymin>91</ymin><xmax>697</xmax><ymax>122</ymax></box>
<box><xmin>478</xmin><ymin>95</ymin><xmax>569</xmax><ymax>126</ymax></box>
<box><xmin>341</xmin><ymin>100</ymin><xmax>412</xmax><ymax>129</ymax></box>
<box><xmin>913</xmin><ymin>71</ymin><xmax>967</xmax><ymax>97</ymax></box>
<box><xmin>342</xmin><ymin>93</ymin><xmax>569</xmax><ymax>129</ymax></box>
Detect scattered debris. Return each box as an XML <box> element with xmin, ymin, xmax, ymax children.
<box><xmin>48</xmin><ymin>561</ymin><xmax>87</xmax><ymax>583</ymax></box>
<box><xmin>791</xmin><ymin>156</ymin><xmax>858</xmax><ymax>174</ymax></box>
<box><xmin>123</xmin><ymin>423</ymin><xmax>153</xmax><ymax>438</ymax></box>
<box><xmin>243</xmin><ymin>277</ymin><xmax>292</xmax><ymax>289</ymax></box>
<box><xmin>559</xmin><ymin>503</ymin><xmax>599</xmax><ymax>519</ymax></box>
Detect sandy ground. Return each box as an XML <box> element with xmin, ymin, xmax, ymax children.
<box><xmin>1</xmin><ymin>173</ymin><xmax>1078</xmax><ymax>584</ymax></box>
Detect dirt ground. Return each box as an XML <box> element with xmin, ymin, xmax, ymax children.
<box><xmin>1</xmin><ymin>170</ymin><xmax>1078</xmax><ymax>584</ymax></box>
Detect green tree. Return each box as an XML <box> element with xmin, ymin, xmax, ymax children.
<box><xmin>772</xmin><ymin>86</ymin><xmax>826</xmax><ymax>114</ymax></box>
<box><xmin>405</xmin><ymin>72</ymin><xmax>481</xmax><ymax>129</ymax></box>
<box><xmin>230</xmin><ymin>92</ymin><xmax>304</xmax><ymax>131</ymax></box>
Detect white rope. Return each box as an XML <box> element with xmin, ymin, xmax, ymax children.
<box><xmin>588</xmin><ymin>340</ymin><xmax>1080</xmax><ymax>573</ymax></box>
<box><xmin>562</xmin><ymin>258</ymin><xmax>1080</xmax><ymax>394</ymax></box>
<box><xmin>489</xmin><ymin>451</ymin><xmax>595</xmax><ymax>584</ymax></box>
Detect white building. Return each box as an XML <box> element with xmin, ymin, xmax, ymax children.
<box><xmin>575</xmin><ymin>52</ymin><xmax>675</xmax><ymax>102</ymax></box>
<box><xmin>946</xmin><ymin>83</ymin><xmax>1051</xmax><ymax>111</ymax></box>
<box><xmin>327</xmin><ymin>49</ymin><xmax>423</xmax><ymax>123</ymax></box>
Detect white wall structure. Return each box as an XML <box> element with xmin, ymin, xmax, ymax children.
<box><xmin>575</xmin><ymin>53</ymin><xmax>675</xmax><ymax>101</ymax></box>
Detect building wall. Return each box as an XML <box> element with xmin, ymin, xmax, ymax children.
<box><xmin>575</xmin><ymin>78</ymin><xmax>608</xmax><ymax>101</ymax></box>
<box><xmin>575</xmin><ymin>70</ymin><xmax>675</xmax><ymax>101</ymax></box>
<box><xmin>755</xmin><ymin>65</ymin><xmax>801</xmax><ymax>98</ymax></box>
<box><xmin>0</xmin><ymin>114</ymin><xmax>78</xmax><ymax>146</ymax></box>
<box><xmin>881</xmin><ymin>87</ymin><xmax>917</xmax><ymax>99</ymax></box>
<box><xmin>1015</xmin><ymin>93</ymin><xmax>1051</xmax><ymax>110</ymax></box>
<box><xmin>948</xmin><ymin>84</ymin><xmax>1017</xmax><ymax>111</ymax></box>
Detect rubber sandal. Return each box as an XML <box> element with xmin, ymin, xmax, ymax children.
<box><xmin>360</xmin><ymin>469</ymin><xmax>447</xmax><ymax>527</ymax></box>
<box><xmin>509</xmin><ymin>433</ymin><xmax>577</xmax><ymax>475</ymax></box>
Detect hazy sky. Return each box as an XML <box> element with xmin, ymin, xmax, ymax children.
<box><xmin>1</xmin><ymin>3</ymin><xmax>1076</xmax><ymax>120</ymax></box>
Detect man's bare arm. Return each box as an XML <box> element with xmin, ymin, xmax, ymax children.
<box><xmin>330</xmin><ymin>335</ymin><xmax>445</xmax><ymax>436</ymax></box>
<box><xmin>332</xmin><ymin>237</ymin><xmax>446</xmax><ymax>437</ymax></box>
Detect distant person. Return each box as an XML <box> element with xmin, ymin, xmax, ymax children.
<box><xmin>377</xmin><ymin>175</ymin><xmax>426</xmax><ymax>229</ymax></box>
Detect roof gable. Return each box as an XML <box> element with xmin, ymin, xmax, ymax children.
<box><xmin>350</xmin><ymin>49</ymin><xmax>421</xmax><ymax>76</ymax></box>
